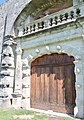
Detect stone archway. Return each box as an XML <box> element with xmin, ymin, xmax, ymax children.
<box><xmin>30</xmin><ymin>53</ymin><xmax>76</xmax><ymax>114</ymax></box>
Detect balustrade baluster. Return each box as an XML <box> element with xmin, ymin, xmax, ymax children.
<box><xmin>38</xmin><ymin>23</ymin><xmax>40</xmax><ymax>30</ymax></box>
<box><xmin>54</xmin><ymin>16</ymin><xmax>58</xmax><ymax>25</ymax></box>
<box><xmin>38</xmin><ymin>23</ymin><xmax>42</xmax><ymax>30</ymax></box>
<box><xmin>26</xmin><ymin>27</ymin><xmax>28</xmax><ymax>34</ymax></box>
<box><xmin>33</xmin><ymin>24</ymin><xmax>36</xmax><ymax>31</ymax></box>
<box><xmin>44</xmin><ymin>19</ymin><xmax>50</xmax><ymax>28</ymax></box>
<box><xmin>35</xmin><ymin>23</ymin><xmax>38</xmax><ymax>32</ymax></box>
<box><xmin>30</xmin><ymin>26</ymin><xmax>32</xmax><ymax>33</ymax></box>
<box><xmin>50</xmin><ymin>18</ymin><xmax>53</xmax><ymax>26</ymax></box>
<box><xmin>41</xmin><ymin>21</ymin><xmax>44</xmax><ymax>29</ymax></box>
<box><xmin>23</xmin><ymin>28</ymin><xmax>25</xmax><ymax>35</ymax></box>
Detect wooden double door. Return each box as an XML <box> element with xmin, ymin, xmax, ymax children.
<box><xmin>30</xmin><ymin>53</ymin><xmax>76</xmax><ymax>114</ymax></box>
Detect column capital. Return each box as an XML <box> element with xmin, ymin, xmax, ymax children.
<box><xmin>4</xmin><ymin>35</ymin><xmax>14</xmax><ymax>41</ymax></box>
<box><xmin>16</xmin><ymin>46</ymin><xmax>22</xmax><ymax>55</ymax></box>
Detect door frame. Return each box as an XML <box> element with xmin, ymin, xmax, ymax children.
<box><xmin>27</xmin><ymin>45</ymin><xmax>83</xmax><ymax>118</ymax></box>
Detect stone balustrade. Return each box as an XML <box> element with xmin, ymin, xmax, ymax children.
<box><xmin>18</xmin><ymin>8</ymin><xmax>81</xmax><ymax>37</ymax></box>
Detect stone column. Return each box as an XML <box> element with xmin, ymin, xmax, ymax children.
<box><xmin>0</xmin><ymin>35</ymin><xmax>16</xmax><ymax>108</ymax></box>
<box><xmin>13</xmin><ymin>46</ymin><xmax>22</xmax><ymax>108</ymax></box>
<box><xmin>22</xmin><ymin>58</ymin><xmax>30</xmax><ymax>109</ymax></box>
<box><xmin>74</xmin><ymin>59</ymin><xmax>84</xmax><ymax>118</ymax></box>
<box><xmin>14</xmin><ymin>46</ymin><xmax>22</xmax><ymax>94</ymax></box>
<box><xmin>26</xmin><ymin>68</ymin><xmax>30</xmax><ymax>109</ymax></box>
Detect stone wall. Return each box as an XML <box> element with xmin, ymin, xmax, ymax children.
<box><xmin>0</xmin><ymin>0</ymin><xmax>31</xmax><ymax>83</ymax></box>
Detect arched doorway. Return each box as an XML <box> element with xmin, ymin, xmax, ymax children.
<box><xmin>30</xmin><ymin>53</ymin><xmax>76</xmax><ymax>114</ymax></box>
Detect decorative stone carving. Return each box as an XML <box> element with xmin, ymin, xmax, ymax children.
<box><xmin>76</xmin><ymin>68</ymin><xmax>81</xmax><ymax>73</ymax></box>
<box><xmin>46</xmin><ymin>46</ymin><xmax>50</xmax><ymax>51</ymax></box>
<box><xmin>0</xmin><ymin>70</ymin><xmax>10</xmax><ymax>76</ymax></box>
<box><xmin>28</xmin><ymin>54</ymin><xmax>33</xmax><ymax>59</ymax></box>
<box><xmin>22</xmin><ymin>70</ymin><xmax>29</xmax><ymax>76</ymax></box>
<box><xmin>75</xmin><ymin>55</ymin><xmax>81</xmax><ymax>60</ymax></box>
<box><xmin>2</xmin><ymin>56</ymin><xmax>14</xmax><ymax>67</ymax></box>
<box><xmin>0</xmin><ymin>35</ymin><xmax>15</xmax><ymax>100</ymax></box>
<box><xmin>22</xmin><ymin>58</ymin><xmax>29</xmax><ymax>67</ymax></box>
<box><xmin>3</xmin><ymin>40</ymin><xmax>16</xmax><ymax>46</ymax></box>
<box><xmin>35</xmin><ymin>49</ymin><xmax>40</xmax><ymax>53</ymax></box>
<box><xmin>77</xmin><ymin>84</ymin><xmax>81</xmax><ymax>88</ymax></box>
<box><xmin>56</xmin><ymin>45</ymin><xmax>61</xmax><ymax>50</ymax></box>
<box><xmin>16</xmin><ymin>46</ymin><xmax>22</xmax><ymax>55</ymax></box>
<box><xmin>3</xmin><ymin>46</ymin><xmax>14</xmax><ymax>57</ymax></box>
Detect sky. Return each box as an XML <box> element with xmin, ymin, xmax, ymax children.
<box><xmin>0</xmin><ymin>0</ymin><xmax>5</xmax><ymax>4</ymax></box>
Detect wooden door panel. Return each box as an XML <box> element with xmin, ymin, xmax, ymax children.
<box><xmin>31</xmin><ymin>53</ymin><xmax>76</xmax><ymax>114</ymax></box>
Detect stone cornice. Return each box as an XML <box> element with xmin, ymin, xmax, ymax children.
<box><xmin>21</xmin><ymin>36</ymin><xmax>83</xmax><ymax>51</ymax></box>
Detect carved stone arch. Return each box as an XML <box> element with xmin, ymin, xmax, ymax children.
<box><xmin>28</xmin><ymin>44</ymin><xmax>82</xmax><ymax>64</ymax></box>
<box><xmin>28</xmin><ymin>44</ymin><xmax>84</xmax><ymax>117</ymax></box>
<box><xmin>30</xmin><ymin>52</ymin><xmax>76</xmax><ymax>114</ymax></box>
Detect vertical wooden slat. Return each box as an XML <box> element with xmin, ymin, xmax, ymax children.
<box><xmin>58</xmin><ymin>79</ymin><xmax>63</xmax><ymax>105</ymax></box>
<box><xmin>45</xmin><ymin>67</ymin><xmax>50</xmax><ymax>103</ymax></box>
<box><xmin>51</xmin><ymin>66</ymin><xmax>55</xmax><ymax>104</ymax></box>
<box><xmin>60</xmin><ymin>66</ymin><xmax>65</xmax><ymax>105</ymax></box>
<box><xmin>35</xmin><ymin>67</ymin><xmax>40</xmax><ymax>102</ymax></box>
<box><xmin>53</xmin><ymin>66</ymin><xmax>57</xmax><ymax>103</ymax></box>
<box><xmin>30</xmin><ymin>67</ymin><xmax>36</xmax><ymax>103</ymax></box>
<box><xmin>49</xmin><ymin>66</ymin><xmax>53</xmax><ymax>103</ymax></box>
<box><xmin>39</xmin><ymin>68</ymin><xmax>42</xmax><ymax>103</ymax></box>
<box><xmin>40</xmin><ymin>67</ymin><xmax>45</xmax><ymax>103</ymax></box>
<box><xmin>65</xmin><ymin>65</ymin><xmax>73</xmax><ymax>105</ymax></box>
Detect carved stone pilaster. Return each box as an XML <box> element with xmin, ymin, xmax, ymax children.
<box><xmin>22</xmin><ymin>58</ymin><xmax>30</xmax><ymax>109</ymax></box>
<box><xmin>14</xmin><ymin>46</ymin><xmax>22</xmax><ymax>94</ymax></box>
<box><xmin>74</xmin><ymin>59</ymin><xmax>84</xmax><ymax>118</ymax></box>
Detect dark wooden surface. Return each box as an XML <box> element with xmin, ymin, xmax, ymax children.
<box><xmin>30</xmin><ymin>53</ymin><xmax>76</xmax><ymax>114</ymax></box>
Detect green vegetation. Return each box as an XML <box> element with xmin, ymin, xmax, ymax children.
<box><xmin>0</xmin><ymin>109</ymin><xmax>47</xmax><ymax>120</ymax></box>
<box><xmin>0</xmin><ymin>109</ymin><xmax>84</xmax><ymax>120</ymax></box>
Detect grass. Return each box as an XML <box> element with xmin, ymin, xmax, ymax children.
<box><xmin>0</xmin><ymin>109</ymin><xmax>48</xmax><ymax>120</ymax></box>
<box><xmin>0</xmin><ymin>109</ymin><xmax>84</xmax><ymax>120</ymax></box>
